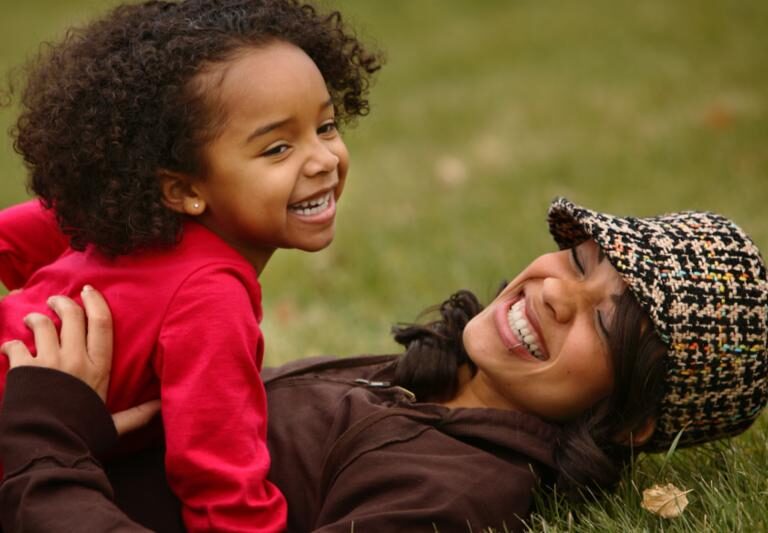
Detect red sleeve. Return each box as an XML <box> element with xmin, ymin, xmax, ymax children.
<box><xmin>0</xmin><ymin>200</ymin><xmax>69</xmax><ymax>289</ymax></box>
<box><xmin>155</xmin><ymin>267</ymin><xmax>287</xmax><ymax>533</ymax></box>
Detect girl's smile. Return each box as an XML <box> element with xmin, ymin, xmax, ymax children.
<box><xmin>179</xmin><ymin>40</ymin><xmax>350</xmax><ymax>272</ymax></box>
<box><xmin>287</xmin><ymin>189</ymin><xmax>337</xmax><ymax>220</ymax></box>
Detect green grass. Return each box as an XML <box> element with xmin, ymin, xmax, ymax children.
<box><xmin>526</xmin><ymin>414</ymin><xmax>768</xmax><ymax>532</ymax></box>
<box><xmin>1</xmin><ymin>1</ymin><xmax>767</xmax><ymax>531</ymax></box>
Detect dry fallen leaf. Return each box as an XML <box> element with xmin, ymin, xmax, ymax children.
<box><xmin>641</xmin><ymin>483</ymin><xmax>692</xmax><ymax>518</ymax></box>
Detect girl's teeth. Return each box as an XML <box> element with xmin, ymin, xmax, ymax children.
<box><xmin>507</xmin><ymin>300</ymin><xmax>545</xmax><ymax>360</ymax></box>
<box><xmin>290</xmin><ymin>192</ymin><xmax>331</xmax><ymax>215</ymax></box>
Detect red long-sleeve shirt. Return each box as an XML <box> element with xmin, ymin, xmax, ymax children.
<box><xmin>0</xmin><ymin>201</ymin><xmax>287</xmax><ymax>532</ymax></box>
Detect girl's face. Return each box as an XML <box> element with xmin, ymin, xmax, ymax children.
<box><xmin>192</xmin><ymin>41</ymin><xmax>349</xmax><ymax>270</ymax></box>
<box><xmin>458</xmin><ymin>240</ymin><xmax>626</xmax><ymax>421</ymax></box>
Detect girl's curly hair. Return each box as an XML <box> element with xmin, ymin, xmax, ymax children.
<box><xmin>12</xmin><ymin>0</ymin><xmax>382</xmax><ymax>256</ymax></box>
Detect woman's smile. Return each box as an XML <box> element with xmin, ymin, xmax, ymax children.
<box><xmin>495</xmin><ymin>293</ymin><xmax>549</xmax><ymax>361</ymax></box>
<box><xmin>454</xmin><ymin>240</ymin><xmax>625</xmax><ymax>420</ymax></box>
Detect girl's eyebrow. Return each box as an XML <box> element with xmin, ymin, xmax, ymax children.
<box><xmin>245</xmin><ymin>118</ymin><xmax>291</xmax><ymax>145</ymax></box>
<box><xmin>244</xmin><ymin>99</ymin><xmax>334</xmax><ymax>145</ymax></box>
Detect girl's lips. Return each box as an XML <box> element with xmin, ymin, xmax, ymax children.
<box><xmin>494</xmin><ymin>293</ymin><xmax>544</xmax><ymax>363</ymax></box>
<box><xmin>288</xmin><ymin>189</ymin><xmax>337</xmax><ymax>224</ymax></box>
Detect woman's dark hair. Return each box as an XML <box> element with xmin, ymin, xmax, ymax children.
<box><xmin>12</xmin><ymin>0</ymin><xmax>381</xmax><ymax>256</ymax></box>
<box><xmin>392</xmin><ymin>287</ymin><xmax>667</xmax><ymax>498</ymax></box>
<box><xmin>392</xmin><ymin>290</ymin><xmax>481</xmax><ymax>402</ymax></box>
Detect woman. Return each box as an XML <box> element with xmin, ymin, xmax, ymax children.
<box><xmin>1</xmin><ymin>197</ymin><xmax>766</xmax><ymax>532</ymax></box>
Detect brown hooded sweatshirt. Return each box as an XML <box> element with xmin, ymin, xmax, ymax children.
<box><xmin>0</xmin><ymin>355</ymin><xmax>560</xmax><ymax>532</ymax></box>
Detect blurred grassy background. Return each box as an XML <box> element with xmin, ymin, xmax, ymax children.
<box><xmin>4</xmin><ymin>0</ymin><xmax>764</xmax><ymax>364</ymax></box>
<box><xmin>1</xmin><ymin>1</ymin><xmax>767</xmax><ymax>530</ymax></box>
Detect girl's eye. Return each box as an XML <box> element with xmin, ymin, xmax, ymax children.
<box><xmin>570</xmin><ymin>247</ymin><xmax>586</xmax><ymax>275</ymax></box>
<box><xmin>317</xmin><ymin>121</ymin><xmax>338</xmax><ymax>135</ymax></box>
<box><xmin>261</xmin><ymin>144</ymin><xmax>289</xmax><ymax>157</ymax></box>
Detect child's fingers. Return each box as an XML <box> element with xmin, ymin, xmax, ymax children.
<box><xmin>112</xmin><ymin>400</ymin><xmax>161</xmax><ymax>436</ymax></box>
<box><xmin>0</xmin><ymin>340</ymin><xmax>35</xmax><ymax>368</ymax></box>
<box><xmin>47</xmin><ymin>295</ymin><xmax>87</xmax><ymax>361</ymax></box>
<box><xmin>23</xmin><ymin>312</ymin><xmax>60</xmax><ymax>365</ymax></box>
<box><xmin>80</xmin><ymin>285</ymin><xmax>114</xmax><ymax>372</ymax></box>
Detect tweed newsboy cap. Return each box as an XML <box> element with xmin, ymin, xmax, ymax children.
<box><xmin>547</xmin><ymin>197</ymin><xmax>768</xmax><ymax>451</ymax></box>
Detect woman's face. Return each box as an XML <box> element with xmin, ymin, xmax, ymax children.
<box><xmin>460</xmin><ymin>239</ymin><xmax>626</xmax><ymax>421</ymax></box>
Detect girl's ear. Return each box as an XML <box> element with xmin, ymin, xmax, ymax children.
<box><xmin>157</xmin><ymin>169</ymin><xmax>206</xmax><ymax>216</ymax></box>
<box><xmin>614</xmin><ymin>417</ymin><xmax>656</xmax><ymax>447</ymax></box>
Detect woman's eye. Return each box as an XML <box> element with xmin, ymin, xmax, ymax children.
<box><xmin>596</xmin><ymin>310</ymin><xmax>610</xmax><ymax>339</ymax></box>
<box><xmin>261</xmin><ymin>144</ymin><xmax>289</xmax><ymax>157</ymax></box>
<box><xmin>570</xmin><ymin>247</ymin><xmax>586</xmax><ymax>275</ymax></box>
<box><xmin>317</xmin><ymin>121</ymin><xmax>338</xmax><ymax>135</ymax></box>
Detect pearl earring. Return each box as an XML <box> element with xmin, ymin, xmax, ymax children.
<box><xmin>193</xmin><ymin>202</ymin><xmax>200</xmax><ymax>209</ymax></box>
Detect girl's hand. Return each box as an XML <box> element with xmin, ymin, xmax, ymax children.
<box><xmin>0</xmin><ymin>286</ymin><xmax>160</xmax><ymax>435</ymax></box>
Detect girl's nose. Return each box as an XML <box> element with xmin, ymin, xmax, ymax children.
<box><xmin>303</xmin><ymin>140</ymin><xmax>340</xmax><ymax>177</ymax></box>
<box><xmin>541</xmin><ymin>277</ymin><xmax>577</xmax><ymax>323</ymax></box>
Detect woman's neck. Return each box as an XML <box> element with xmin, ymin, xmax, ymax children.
<box><xmin>441</xmin><ymin>365</ymin><xmax>488</xmax><ymax>409</ymax></box>
<box><xmin>442</xmin><ymin>367</ymin><xmax>524</xmax><ymax>411</ymax></box>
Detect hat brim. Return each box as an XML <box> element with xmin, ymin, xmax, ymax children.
<box><xmin>547</xmin><ymin>197</ymin><xmax>664</xmax><ymax>339</ymax></box>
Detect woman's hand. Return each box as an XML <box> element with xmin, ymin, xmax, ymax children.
<box><xmin>3</xmin><ymin>286</ymin><xmax>112</xmax><ymax>399</ymax></box>
<box><xmin>0</xmin><ymin>286</ymin><xmax>160</xmax><ymax>435</ymax></box>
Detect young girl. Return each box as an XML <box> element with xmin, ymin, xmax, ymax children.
<box><xmin>0</xmin><ymin>0</ymin><xmax>380</xmax><ymax>530</ymax></box>
<box><xmin>1</xmin><ymin>198</ymin><xmax>765</xmax><ymax>531</ymax></box>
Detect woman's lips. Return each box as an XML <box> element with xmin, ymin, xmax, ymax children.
<box><xmin>522</xmin><ymin>296</ymin><xmax>548</xmax><ymax>360</ymax></box>
<box><xmin>494</xmin><ymin>294</ymin><xmax>546</xmax><ymax>362</ymax></box>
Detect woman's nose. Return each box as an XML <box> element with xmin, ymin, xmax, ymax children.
<box><xmin>541</xmin><ymin>277</ymin><xmax>577</xmax><ymax>323</ymax></box>
<box><xmin>303</xmin><ymin>140</ymin><xmax>340</xmax><ymax>177</ymax></box>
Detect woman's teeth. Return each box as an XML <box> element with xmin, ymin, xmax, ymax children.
<box><xmin>289</xmin><ymin>191</ymin><xmax>332</xmax><ymax>216</ymax></box>
<box><xmin>507</xmin><ymin>300</ymin><xmax>545</xmax><ymax>360</ymax></box>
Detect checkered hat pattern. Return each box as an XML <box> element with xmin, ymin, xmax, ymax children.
<box><xmin>547</xmin><ymin>197</ymin><xmax>767</xmax><ymax>451</ymax></box>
